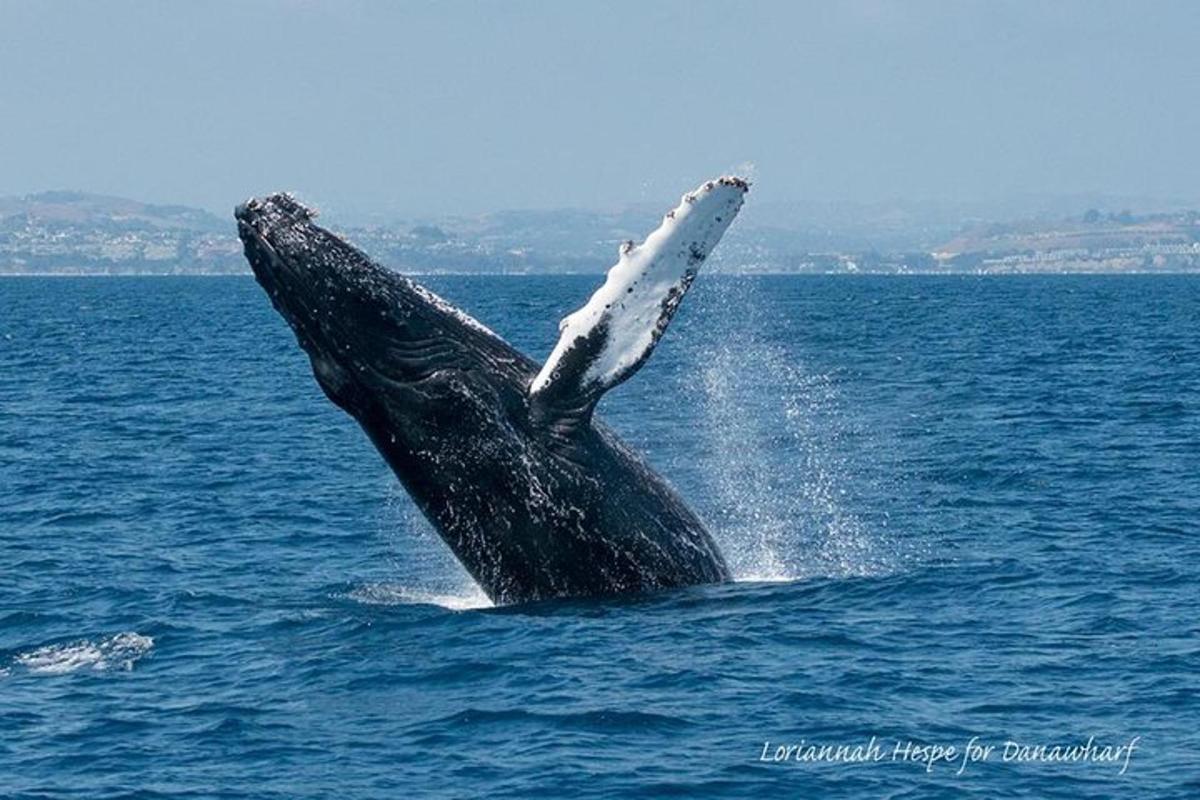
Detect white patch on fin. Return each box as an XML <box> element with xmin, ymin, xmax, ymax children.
<box><xmin>530</xmin><ymin>176</ymin><xmax>748</xmax><ymax>400</ymax></box>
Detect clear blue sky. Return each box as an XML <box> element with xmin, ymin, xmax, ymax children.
<box><xmin>1</xmin><ymin>0</ymin><xmax>1197</xmax><ymax>217</ymax></box>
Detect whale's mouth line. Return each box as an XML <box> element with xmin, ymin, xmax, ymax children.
<box><xmin>237</xmin><ymin>214</ymin><xmax>308</xmax><ymax>292</ymax></box>
<box><xmin>235</xmin><ymin>199</ymin><xmax>305</xmax><ymax>274</ymax></box>
<box><xmin>236</xmin><ymin>207</ymin><xmax>284</xmax><ymax>259</ymax></box>
<box><xmin>235</xmin><ymin>202</ymin><xmax>446</xmax><ymax>395</ymax></box>
<box><xmin>235</xmin><ymin>209</ymin><xmax>336</xmax><ymax>373</ymax></box>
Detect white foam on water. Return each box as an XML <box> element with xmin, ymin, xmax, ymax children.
<box><xmin>367</xmin><ymin>482</ymin><xmax>494</xmax><ymax>610</ymax></box>
<box><xmin>347</xmin><ymin>582</ymin><xmax>493</xmax><ymax>611</ymax></box>
<box><xmin>14</xmin><ymin>632</ymin><xmax>154</xmax><ymax>675</ymax></box>
<box><xmin>694</xmin><ymin>280</ymin><xmax>898</xmax><ymax>583</ymax></box>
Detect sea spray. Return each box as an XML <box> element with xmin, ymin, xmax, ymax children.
<box><xmin>690</xmin><ymin>277</ymin><xmax>897</xmax><ymax>581</ymax></box>
<box><xmin>12</xmin><ymin>632</ymin><xmax>154</xmax><ymax>675</ymax></box>
<box><xmin>376</xmin><ymin>479</ymin><xmax>493</xmax><ymax>609</ymax></box>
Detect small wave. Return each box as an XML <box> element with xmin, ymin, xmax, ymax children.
<box><xmin>431</xmin><ymin>706</ymin><xmax>691</xmax><ymax>732</ymax></box>
<box><xmin>732</xmin><ymin>571</ymin><xmax>796</xmax><ymax>585</ymax></box>
<box><xmin>13</xmin><ymin>632</ymin><xmax>154</xmax><ymax>675</ymax></box>
<box><xmin>346</xmin><ymin>582</ymin><xmax>492</xmax><ymax>611</ymax></box>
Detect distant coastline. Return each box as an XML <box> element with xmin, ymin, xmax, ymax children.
<box><xmin>8</xmin><ymin>271</ymin><xmax>1200</xmax><ymax>279</ymax></box>
<box><xmin>3</xmin><ymin>190</ymin><xmax>1198</xmax><ymax>276</ymax></box>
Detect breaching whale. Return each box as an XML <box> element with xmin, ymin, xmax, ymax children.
<box><xmin>236</xmin><ymin>177</ymin><xmax>748</xmax><ymax>604</ymax></box>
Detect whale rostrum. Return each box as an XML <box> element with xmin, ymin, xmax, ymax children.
<box><xmin>235</xmin><ymin>177</ymin><xmax>748</xmax><ymax>604</ymax></box>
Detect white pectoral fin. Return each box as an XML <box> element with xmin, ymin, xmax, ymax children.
<box><xmin>529</xmin><ymin>176</ymin><xmax>749</xmax><ymax>429</ymax></box>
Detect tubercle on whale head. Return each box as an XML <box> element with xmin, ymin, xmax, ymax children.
<box><xmin>715</xmin><ymin>175</ymin><xmax>751</xmax><ymax>191</ymax></box>
<box><xmin>235</xmin><ymin>192</ymin><xmax>315</xmax><ymax>225</ymax></box>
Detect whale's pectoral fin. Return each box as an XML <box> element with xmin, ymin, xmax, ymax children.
<box><xmin>529</xmin><ymin>177</ymin><xmax>749</xmax><ymax>437</ymax></box>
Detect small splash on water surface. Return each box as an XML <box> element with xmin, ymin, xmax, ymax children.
<box><xmin>371</xmin><ymin>484</ymin><xmax>496</xmax><ymax>610</ymax></box>
<box><xmin>12</xmin><ymin>632</ymin><xmax>154</xmax><ymax>675</ymax></box>
<box><xmin>347</xmin><ymin>582</ymin><xmax>493</xmax><ymax>611</ymax></box>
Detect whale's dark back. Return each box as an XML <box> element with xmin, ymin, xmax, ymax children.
<box><xmin>236</xmin><ymin>195</ymin><xmax>729</xmax><ymax>603</ymax></box>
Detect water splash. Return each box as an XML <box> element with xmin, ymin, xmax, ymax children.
<box><xmin>369</xmin><ymin>277</ymin><xmax>900</xmax><ymax>599</ymax></box>
<box><xmin>693</xmin><ymin>279</ymin><xmax>897</xmax><ymax>582</ymax></box>
<box><xmin>12</xmin><ymin>632</ymin><xmax>154</xmax><ymax>675</ymax></box>
<box><xmin>374</xmin><ymin>481</ymin><xmax>494</xmax><ymax>610</ymax></box>
<box><xmin>347</xmin><ymin>582</ymin><xmax>492</xmax><ymax>611</ymax></box>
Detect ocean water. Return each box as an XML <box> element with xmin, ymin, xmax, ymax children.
<box><xmin>1</xmin><ymin>274</ymin><xmax>1197</xmax><ymax>799</ymax></box>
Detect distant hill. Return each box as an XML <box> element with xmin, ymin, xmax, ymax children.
<box><xmin>932</xmin><ymin>210</ymin><xmax>1200</xmax><ymax>272</ymax></box>
<box><xmin>0</xmin><ymin>191</ymin><xmax>227</xmax><ymax>232</ymax></box>
<box><xmin>0</xmin><ymin>191</ymin><xmax>242</xmax><ymax>274</ymax></box>
<box><xmin>2</xmin><ymin>190</ymin><xmax>1200</xmax><ymax>275</ymax></box>
<box><xmin>0</xmin><ymin>192</ymin><xmax>664</xmax><ymax>275</ymax></box>
<box><xmin>0</xmin><ymin>191</ymin><xmax>614</xmax><ymax>275</ymax></box>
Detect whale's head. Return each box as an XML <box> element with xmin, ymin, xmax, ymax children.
<box><xmin>235</xmin><ymin>193</ymin><xmax>529</xmax><ymax>436</ymax></box>
<box><xmin>236</xmin><ymin>194</ymin><xmax>390</xmax><ymax>409</ymax></box>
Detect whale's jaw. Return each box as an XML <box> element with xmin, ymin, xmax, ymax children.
<box><xmin>235</xmin><ymin>195</ymin><xmax>378</xmax><ymax>373</ymax></box>
<box><xmin>235</xmin><ymin>194</ymin><xmax>350</xmax><ymax>387</ymax></box>
<box><xmin>236</xmin><ymin>193</ymin><xmax>521</xmax><ymax>419</ymax></box>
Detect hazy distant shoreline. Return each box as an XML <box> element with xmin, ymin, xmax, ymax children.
<box><xmin>3</xmin><ymin>190</ymin><xmax>1198</xmax><ymax>276</ymax></box>
<box><xmin>6</xmin><ymin>270</ymin><xmax>1200</xmax><ymax>278</ymax></box>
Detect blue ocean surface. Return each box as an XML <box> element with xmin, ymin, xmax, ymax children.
<box><xmin>1</xmin><ymin>274</ymin><xmax>1197</xmax><ymax>798</ymax></box>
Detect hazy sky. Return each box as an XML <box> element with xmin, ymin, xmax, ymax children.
<box><xmin>2</xmin><ymin>1</ymin><xmax>1198</xmax><ymax>218</ymax></box>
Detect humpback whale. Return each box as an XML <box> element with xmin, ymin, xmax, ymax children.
<box><xmin>236</xmin><ymin>177</ymin><xmax>748</xmax><ymax>604</ymax></box>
